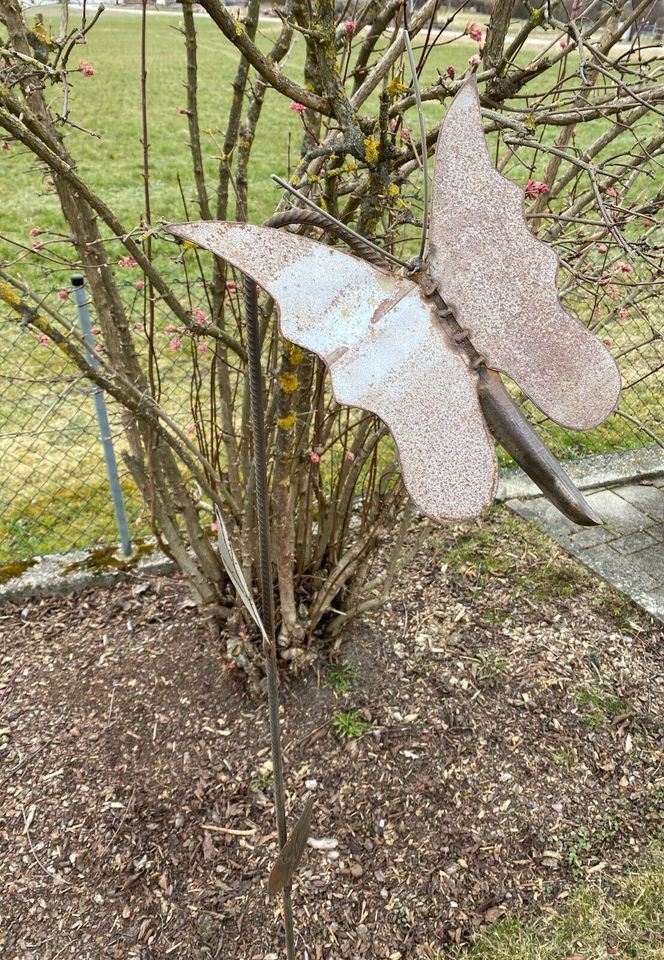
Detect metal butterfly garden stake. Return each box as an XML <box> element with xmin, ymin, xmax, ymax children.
<box><xmin>169</xmin><ymin>74</ymin><xmax>620</xmax><ymax>959</ymax></box>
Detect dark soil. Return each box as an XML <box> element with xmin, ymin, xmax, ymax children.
<box><xmin>1</xmin><ymin>509</ymin><xmax>663</xmax><ymax>959</ymax></box>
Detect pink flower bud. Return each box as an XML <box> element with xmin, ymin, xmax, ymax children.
<box><xmin>597</xmin><ymin>243</ymin><xmax>607</xmax><ymax>253</ymax></box>
<box><xmin>346</xmin><ymin>451</ymin><xmax>356</xmax><ymax>462</ymax></box>
<box><xmin>290</xmin><ymin>101</ymin><xmax>306</xmax><ymax>114</ymax></box>
<box><xmin>344</xmin><ymin>20</ymin><xmax>356</xmax><ymax>36</ymax></box>
<box><xmin>525</xmin><ymin>179</ymin><xmax>549</xmax><ymax>199</ymax></box>
<box><xmin>38</xmin><ymin>333</ymin><xmax>50</xmax><ymax>345</ymax></box>
<box><xmin>135</xmin><ymin>279</ymin><xmax>145</xmax><ymax>291</ymax></box>
<box><xmin>57</xmin><ymin>289</ymin><xmax>69</xmax><ymax>301</ymax></box>
<box><xmin>30</xmin><ymin>227</ymin><xmax>42</xmax><ymax>238</ymax></box>
<box><xmin>193</xmin><ymin>308</ymin><xmax>208</xmax><ymax>324</ymax></box>
<box><xmin>464</xmin><ymin>22</ymin><xmax>483</xmax><ymax>42</ymax></box>
<box><xmin>169</xmin><ymin>338</ymin><xmax>182</xmax><ymax>352</ymax></box>
<box><xmin>198</xmin><ymin>342</ymin><xmax>209</xmax><ymax>354</ymax></box>
<box><xmin>79</xmin><ymin>61</ymin><xmax>95</xmax><ymax>77</ymax></box>
<box><xmin>117</xmin><ymin>256</ymin><xmax>137</xmax><ymax>268</ymax></box>
<box><xmin>468</xmin><ymin>54</ymin><xmax>481</xmax><ymax>67</ymax></box>
<box><xmin>446</xmin><ymin>65</ymin><xmax>456</xmax><ymax>79</ymax></box>
<box><xmin>310</xmin><ymin>451</ymin><xmax>321</xmax><ymax>464</ymax></box>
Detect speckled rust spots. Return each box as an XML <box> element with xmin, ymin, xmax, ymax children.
<box><xmin>167</xmin><ymin>220</ymin><xmax>497</xmax><ymax>524</ymax></box>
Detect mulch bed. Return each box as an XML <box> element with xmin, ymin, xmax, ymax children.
<box><xmin>1</xmin><ymin>509</ymin><xmax>663</xmax><ymax>959</ymax></box>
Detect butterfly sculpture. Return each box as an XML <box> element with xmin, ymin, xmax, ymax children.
<box><xmin>168</xmin><ymin>77</ymin><xmax>620</xmax><ymax>527</ymax></box>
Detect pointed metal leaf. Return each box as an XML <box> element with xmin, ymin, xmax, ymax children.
<box><xmin>214</xmin><ymin>506</ymin><xmax>267</xmax><ymax>641</ymax></box>
<box><xmin>268</xmin><ymin>796</ymin><xmax>315</xmax><ymax>896</ymax></box>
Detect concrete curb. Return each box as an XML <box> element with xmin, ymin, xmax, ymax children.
<box><xmin>0</xmin><ymin>542</ymin><xmax>176</xmax><ymax>605</ymax></box>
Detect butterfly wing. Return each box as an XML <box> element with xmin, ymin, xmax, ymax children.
<box><xmin>428</xmin><ymin>77</ymin><xmax>621</xmax><ymax>431</ymax></box>
<box><xmin>168</xmin><ymin>221</ymin><xmax>497</xmax><ymax>523</ymax></box>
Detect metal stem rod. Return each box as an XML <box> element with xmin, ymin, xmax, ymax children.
<box><xmin>71</xmin><ymin>274</ymin><xmax>132</xmax><ymax>557</ymax></box>
<box><xmin>243</xmin><ymin>277</ymin><xmax>296</xmax><ymax>960</ymax></box>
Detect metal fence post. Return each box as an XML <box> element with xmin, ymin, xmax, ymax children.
<box><xmin>71</xmin><ymin>274</ymin><xmax>132</xmax><ymax>557</ymax></box>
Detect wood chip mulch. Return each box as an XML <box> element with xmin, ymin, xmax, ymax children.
<box><xmin>1</xmin><ymin>509</ymin><xmax>663</xmax><ymax>959</ymax></box>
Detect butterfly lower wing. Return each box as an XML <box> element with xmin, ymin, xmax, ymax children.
<box><xmin>167</xmin><ymin>221</ymin><xmax>497</xmax><ymax>522</ymax></box>
<box><xmin>428</xmin><ymin>78</ymin><xmax>621</xmax><ymax>431</ymax></box>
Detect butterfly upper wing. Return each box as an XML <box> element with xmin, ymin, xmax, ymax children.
<box><xmin>428</xmin><ymin>77</ymin><xmax>621</xmax><ymax>431</ymax></box>
<box><xmin>168</xmin><ymin>221</ymin><xmax>498</xmax><ymax>522</ymax></box>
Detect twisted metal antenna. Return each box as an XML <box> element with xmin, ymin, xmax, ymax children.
<box><xmin>402</xmin><ymin>28</ymin><xmax>430</xmax><ymax>263</ymax></box>
<box><xmin>265</xmin><ymin>207</ymin><xmax>392</xmax><ymax>268</ymax></box>
<box><xmin>271</xmin><ymin>174</ymin><xmax>410</xmax><ymax>269</ymax></box>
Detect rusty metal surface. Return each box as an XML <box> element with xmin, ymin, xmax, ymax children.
<box><xmin>168</xmin><ymin>221</ymin><xmax>498</xmax><ymax>523</ymax></box>
<box><xmin>476</xmin><ymin>367</ymin><xmax>601</xmax><ymax>526</ymax></box>
<box><xmin>428</xmin><ymin>77</ymin><xmax>621</xmax><ymax>431</ymax></box>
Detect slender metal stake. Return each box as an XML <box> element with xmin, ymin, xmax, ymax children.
<box><xmin>71</xmin><ymin>274</ymin><xmax>132</xmax><ymax>557</ymax></box>
<box><xmin>243</xmin><ymin>276</ymin><xmax>296</xmax><ymax>960</ymax></box>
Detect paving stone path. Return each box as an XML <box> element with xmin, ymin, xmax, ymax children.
<box><xmin>501</xmin><ymin>447</ymin><xmax>664</xmax><ymax>623</ymax></box>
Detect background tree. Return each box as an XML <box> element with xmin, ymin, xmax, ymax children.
<box><xmin>0</xmin><ymin>0</ymin><xmax>662</xmax><ymax>678</ymax></box>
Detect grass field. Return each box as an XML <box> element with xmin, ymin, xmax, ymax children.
<box><xmin>457</xmin><ymin>844</ymin><xmax>664</xmax><ymax>959</ymax></box>
<box><xmin>0</xmin><ymin>9</ymin><xmax>662</xmax><ymax>563</ymax></box>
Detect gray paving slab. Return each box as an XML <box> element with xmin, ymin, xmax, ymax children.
<box><xmin>614</xmin><ymin>482</ymin><xmax>664</xmax><ymax>522</ymax></box>
<box><xmin>583</xmin><ymin>488</ymin><xmax>656</xmax><ymax>534</ymax></box>
<box><xmin>609</xmin><ymin>529</ymin><xmax>660</xmax><ymax>554</ymax></box>
<box><xmin>507</xmin><ymin>475</ymin><xmax>664</xmax><ymax>624</ymax></box>
<box><xmin>568</xmin><ymin>525</ymin><xmax>618</xmax><ymax>549</ymax></box>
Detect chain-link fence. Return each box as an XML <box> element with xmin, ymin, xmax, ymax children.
<box><xmin>0</xmin><ymin>309</ymin><xmax>141</xmax><ymax>565</ymax></box>
<box><xmin>1</xmin><ymin>268</ymin><xmax>663</xmax><ymax>565</ymax></box>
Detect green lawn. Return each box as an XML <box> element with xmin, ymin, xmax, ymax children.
<box><xmin>453</xmin><ymin>845</ymin><xmax>664</xmax><ymax>960</ymax></box>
